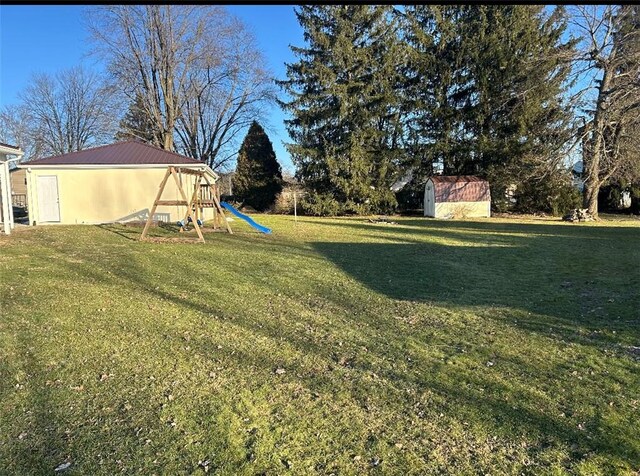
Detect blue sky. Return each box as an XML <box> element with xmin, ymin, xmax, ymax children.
<box><xmin>1</xmin><ymin>6</ymin><xmax>593</xmax><ymax>170</ymax></box>
<box><xmin>0</xmin><ymin>5</ymin><xmax>303</xmax><ymax>172</ymax></box>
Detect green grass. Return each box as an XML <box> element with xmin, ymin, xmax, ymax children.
<box><xmin>1</xmin><ymin>215</ymin><xmax>639</xmax><ymax>475</ymax></box>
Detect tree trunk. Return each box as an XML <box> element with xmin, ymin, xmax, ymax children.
<box><xmin>581</xmin><ymin>64</ymin><xmax>614</xmax><ymax>220</ymax></box>
<box><xmin>582</xmin><ymin>129</ymin><xmax>602</xmax><ymax>218</ymax></box>
<box><xmin>582</xmin><ymin>175</ymin><xmax>600</xmax><ymax>216</ymax></box>
<box><xmin>163</xmin><ymin>132</ymin><xmax>173</xmax><ymax>151</ymax></box>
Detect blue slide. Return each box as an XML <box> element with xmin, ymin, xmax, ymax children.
<box><xmin>220</xmin><ymin>202</ymin><xmax>272</xmax><ymax>234</ymax></box>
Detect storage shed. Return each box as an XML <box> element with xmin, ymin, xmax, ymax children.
<box><xmin>20</xmin><ymin>141</ymin><xmax>218</xmax><ymax>225</ymax></box>
<box><xmin>424</xmin><ymin>176</ymin><xmax>491</xmax><ymax>218</ymax></box>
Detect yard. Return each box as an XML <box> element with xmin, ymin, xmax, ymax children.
<box><xmin>1</xmin><ymin>215</ymin><xmax>638</xmax><ymax>475</ymax></box>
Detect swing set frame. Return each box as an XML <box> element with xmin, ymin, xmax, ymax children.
<box><xmin>140</xmin><ymin>166</ymin><xmax>232</xmax><ymax>243</ymax></box>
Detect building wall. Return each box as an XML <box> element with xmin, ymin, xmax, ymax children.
<box><xmin>432</xmin><ymin>201</ymin><xmax>491</xmax><ymax>218</ymax></box>
<box><xmin>10</xmin><ymin>169</ymin><xmax>27</xmax><ymax>195</ymax></box>
<box><xmin>10</xmin><ymin>169</ymin><xmax>28</xmax><ymax>207</ymax></box>
<box><xmin>25</xmin><ymin>167</ymin><xmax>217</xmax><ymax>225</ymax></box>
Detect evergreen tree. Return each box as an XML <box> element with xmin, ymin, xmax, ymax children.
<box><xmin>278</xmin><ymin>5</ymin><xmax>405</xmax><ymax>215</ymax></box>
<box><xmin>400</xmin><ymin>6</ymin><xmax>576</xmax><ymax>210</ymax></box>
<box><xmin>232</xmin><ymin>121</ymin><xmax>283</xmax><ymax>211</ymax></box>
<box><xmin>115</xmin><ymin>93</ymin><xmax>157</xmax><ymax>144</ymax></box>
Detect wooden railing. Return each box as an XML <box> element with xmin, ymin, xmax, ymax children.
<box><xmin>12</xmin><ymin>194</ymin><xmax>27</xmax><ymax>208</ymax></box>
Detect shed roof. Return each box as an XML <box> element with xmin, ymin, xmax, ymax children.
<box><xmin>25</xmin><ymin>141</ymin><xmax>201</xmax><ymax>167</ymax></box>
<box><xmin>430</xmin><ymin>175</ymin><xmax>485</xmax><ymax>184</ymax></box>
<box><xmin>428</xmin><ymin>175</ymin><xmax>490</xmax><ymax>202</ymax></box>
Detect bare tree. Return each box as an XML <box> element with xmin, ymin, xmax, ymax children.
<box><xmin>0</xmin><ymin>104</ymin><xmax>43</xmax><ymax>161</ymax></box>
<box><xmin>18</xmin><ymin>66</ymin><xmax>115</xmax><ymax>157</ymax></box>
<box><xmin>175</xmin><ymin>15</ymin><xmax>275</xmax><ymax>171</ymax></box>
<box><xmin>569</xmin><ymin>5</ymin><xmax>640</xmax><ymax>217</ymax></box>
<box><xmin>87</xmin><ymin>5</ymin><xmax>274</xmax><ymax>163</ymax></box>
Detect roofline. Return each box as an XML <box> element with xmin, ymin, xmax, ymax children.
<box><xmin>25</xmin><ymin>140</ymin><xmax>201</xmax><ymax>166</ymax></box>
<box><xmin>18</xmin><ymin>162</ymin><xmax>219</xmax><ymax>181</ymax></box>
<box><xmin>18</xmin><ymin>163</ymin><xmax>208</xmax><ymax>170</ymax></box>
<box><xmin>0</xmin><ymin>143</ymin><xmax>24</xmax><ymax>158</ymax></box>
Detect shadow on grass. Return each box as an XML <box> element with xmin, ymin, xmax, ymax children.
<box><xmin>2</xmin><ymin>323</ymin><xmax>65</xmax><ymax>474</ymax></box>
<box><xmin>97</xmin><ymin>222</ymin><xmax>195</xmax><ymax>242</ymax></box>
<box><xmin>297</xmin><ymin>216</ymin><xmax>640</xmax><ymax>241</ymax></box>
<box><xmin>306</xmin><ymin>218</ymin><xmax>639</xmax><ymax>335</ymax></box>
<box><xmin>97</xmin><ymin>221</ymin><xmax>270</xmax><ymax>243</ymax></box>
<box><xmin>12</xmin><ymin>219</ymin><xmax>640</xmax><ymax>471</ymax></box>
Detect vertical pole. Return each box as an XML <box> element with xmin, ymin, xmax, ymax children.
<box><xmin>213</xmin><ymin>184</ymin><xmax>220</xmax><ymax>230</ymax></box>
<box><xmin>1</xmin><ymin>162</ymin><xmax>11</xmax><ymax>235</ymax></box>
<box><xmin>7</xmin><ymin>163</ymin><xmax>15</xmax><ymax>229</ymax></box>
<box><xmin>141</xmin><ymin>167</ymin><xmax>172</xmax><ymax>240</ymax></box>
<box><xmin>294</xmin><ymin>191</ymin><xmax>297</xmax><ymax>224</ymax></box>
<box><xmin>26</xmin><ymin>168</ymin><xmax>35</xmax><ymax>226</ymax></box>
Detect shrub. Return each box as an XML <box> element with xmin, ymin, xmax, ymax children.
<box><xmin>630</xmin><ymin>184</ymin><xmax>640</xmax><ymax>215</ymax></box>
<box><xmin>513</xmin><ymin>176</ymin><xmax>581</xmax><ymax>216</ymax></box>
<box><xmin>300</xmin><ymin>192</ymin><xmax>343</xmax><ymax>216</ymax></box>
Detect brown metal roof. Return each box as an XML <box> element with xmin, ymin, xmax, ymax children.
<box><xmin>26</xmin><ymin>141</ymin><xmax>202</xmax><ymax>166</ymax></box>
<box><xmin>0</xmin><ymin>142</ymin><xmax>21</xmax><ymax>151</ymax></box>
<box><xmin>430</xmin><ymin>175</ymin><xmax>485</xmax><ymax>184</ymax></box>
<box><xmin>429</xmin><ymin>175</ymin><xmax>490</xmax><ymax>202</ymax></box>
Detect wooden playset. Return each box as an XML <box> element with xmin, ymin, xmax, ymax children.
<box><xmin>140</xmin><ymin>166</ymin><xmax>232</xmax><ymax>243</ymax></box>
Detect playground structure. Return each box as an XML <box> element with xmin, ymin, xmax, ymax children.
<box><xmin>220</xmin><ymin>202</ymin><xmax>272</xmax><ymax>234</ymax></box>
<box><xmin>140</xmin><ymin>166</ymin><xmax>271</xmax><ymax>243</ymax></box>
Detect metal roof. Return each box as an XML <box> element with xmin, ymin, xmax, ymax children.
<box><xmin>25</xmin><ymin>141</ymin><xmax>202</xmax><ymax>166</ymax></box>
<box><xmin>428</xmin><ymin>175</ymin><xmax>490</xmax><ymax>202</ymax></box>
<box><xmin>430</xmin><ymin>175</ymin><xmax>486</xmax><ymax>184</ymax></box>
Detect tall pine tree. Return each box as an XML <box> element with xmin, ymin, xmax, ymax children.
<box><xmin>400</xmin><ymin>6</ymin><xmax>576</xmax><ymax>210</ymax></box>
<box><xmin>278</xmin><ymin>5</ymin><xmax>405</xmax><ymax>215</ymax></box>
<box><xmin>115</xmin><ymin>93</ymin><xmax>157</xmax><ymax>144</ymax></box>
<box><xmin>232</xmin><ymin>121</ymin><xmax>283</xmax><ymax>212</ymax></box>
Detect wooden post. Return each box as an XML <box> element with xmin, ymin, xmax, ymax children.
<box><xmin>172</xmin><ymin>168</ymin><xmax>204</xmax><ymax>243</ymax></box>
<box><xmin>212</xmin><ymin>192</ymin><xmax>233</xmax><ymax>235</ymax></box>
<box><xmin>294</xmin><ymin>191</ymin><xmax>297</xmax><ymax>224</ymax></box>
<box><xmin>181</xmin><ymin>174</ymin><xmax>202</xmax><ymax>226</ymax></box>
<box><xmin>211</xmin><ymin>184</ymin><xmax>219</xmax><ymax>230</ymax></box>
<box><xmin>141</xmin><ymin>166</ymin><xmax>232</xmax><ymax>242</ymax></box>
<box><xmin>141</xmin><ymin>167</ymin><xmax>172</xmax><ymax>240</ymax></box>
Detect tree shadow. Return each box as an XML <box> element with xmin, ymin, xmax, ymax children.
<box><xmin>48</xmin><ymin>229</ymin><xmax>639</xmax><ymax>465</ymax></box>
<box><xmin>309</xmin><ymin>219</ymin><xmax>639</xmax><ymax>347</ymax></box>
<box><xmin>1</xmin><ymin>322</ymin><xmax>66</xmax><ymax>474</ymax></box>
<box><xmin>297</xmin><ymin>216</ymin><xmax>633</xmax><ymax>242</ymax></box>
<box><xmin>13</xmin><ymin>221</ymin><xmax>640</xmax><ymax>471</ymax></box>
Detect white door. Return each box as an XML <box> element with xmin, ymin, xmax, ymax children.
<box><xmin>37</xmin><ymin>175</ymin><xmax>61</xmax><ymax>222</ymax></box>
<box><xmin>424</xmin><ymin>182</ymin><xmax>434</xmax><ymax>217</ymax></box>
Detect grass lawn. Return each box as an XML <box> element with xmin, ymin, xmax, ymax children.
<box><xmin>1</xmin><ymin>214</ymin><xmax>639</xmax><ymax>475</ymax></box>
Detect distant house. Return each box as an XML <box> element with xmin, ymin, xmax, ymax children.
<box><xmin>424</xmin><ymin>176</ymin><xmax>491</xmax><ymax>218</ymax></box>
<box><xmin>216</xmin><ymin>171</ymin><xmax>235</xmax><ymax>196</ymax></box>
<box><xmin>273</xmin><ymin>174</ymin><xmax>306</xmax><ymax>214</ymax></box>
<box><xmin>10</xmin><ymin>168</ymin><xmax>27</xmax><ymax>207</ymax></box>
<box><xmin>19</xmin><ymin>141</ymin><xmax>218</xmax><ymax>225</ymax></box>
<box><xmin>571</xmin><ymin>160</ymin><xmax>585</xmax><ymax>192</ymax></box>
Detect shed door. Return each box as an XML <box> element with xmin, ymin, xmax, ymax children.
<box><xmin>424</xmin><ymin>182</ymin><xmax>435</xmax><ymax>217</ymax></box>
<box><xmin>37</xmin><ymin>175</ymin><xmax>60</xmax><ymax>222</ymax></box>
